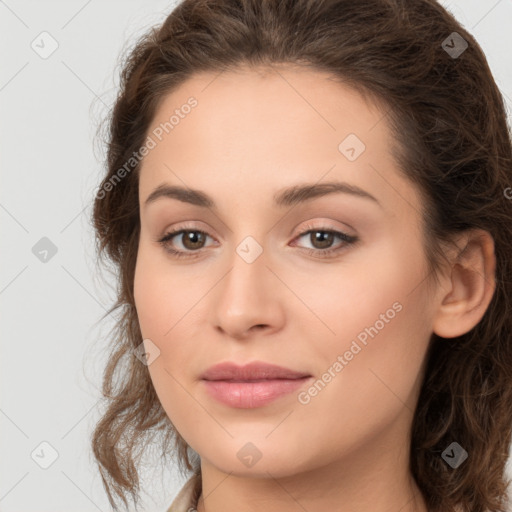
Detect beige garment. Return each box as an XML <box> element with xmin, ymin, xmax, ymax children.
<box><xmin>166</xmin><ymin>474</ymin><xmax>201</xmax><ymax>512</ymax></box>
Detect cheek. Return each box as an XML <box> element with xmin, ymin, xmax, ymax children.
<box><xmin>133</xmin><ymin>248</ymin><xmax>204</xmax><ymax>436</ymax></box>
<box><xmin>304</xmin><ymin>236</ymin><xmax>430</xmax><ymax>381</ymax></box>
<box><xmin>290</xmin><ymin>291</ymin><xmax>431</xmax><ymax>466</ymax></box>
<box><xmin>301</xmin><ymin>242</ymin><xmax>432</xmax><ymax>427</ymax></box>
<box><xmin>299</xmin><ymin>232</ymin><xmax>429</xmax><ymax>356</ymax></box>
<box><xmin>134</xmin><ymin>245</ymin><xmax>195</xmax><ymax>339</ymax></box>
<box><xmin>133</xmin><ymin>244</ymin><xmax>212</xmax><ymax>390</ymax></box>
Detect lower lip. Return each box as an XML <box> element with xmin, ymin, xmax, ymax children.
<box><xmin>202</xmin><ymin>377</ymin><xmax>312</xmax><ymax>408</ymax></box>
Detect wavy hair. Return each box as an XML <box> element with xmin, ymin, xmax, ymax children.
<box><xmin>90</xmin><ymin>0</ymin><xmax>512</xmax><ymax>510</ymax></box>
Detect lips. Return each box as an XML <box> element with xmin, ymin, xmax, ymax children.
<box><xmin>201</xmin><ymin>361</ymin><xmax>311</xmax><ymax>381</ymax></box>
<box><xmin>200</xmin><ymin>361</ymin><xmax>313</xmax><ymax>408</ymax></box>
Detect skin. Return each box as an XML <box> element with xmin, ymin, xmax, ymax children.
<box><xmin>133</xmin><ymin>64</ymin><xmax>496</xmax><ymax>512</ymax></box>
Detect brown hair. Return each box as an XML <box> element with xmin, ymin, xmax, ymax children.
<box><xmin>90</xmin><ymin>1</ymin><xmax>512</xmax><ymax>511</ymax></box>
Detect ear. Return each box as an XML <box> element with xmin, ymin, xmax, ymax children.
<box><xmin>432</xmin><ymin>229</ymin><xmax>496</xmax><ymax>339</ymax></box>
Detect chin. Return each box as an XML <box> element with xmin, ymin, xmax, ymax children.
<box><xmin>199</xmin><ymin>440</ymin><xmax>315</xmax><ymax>478</ymax></box>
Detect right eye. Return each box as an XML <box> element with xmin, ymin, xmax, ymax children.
<box><xmin>157</xmin><ymin>228</ymin><xmax>216</xmax><ymax>258</ymax></box>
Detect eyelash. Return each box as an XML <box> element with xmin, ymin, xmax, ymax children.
<box><xmin>155</xmin><ymin>223</ymin><xmax>358</xmax><ymax>260</ymax></box>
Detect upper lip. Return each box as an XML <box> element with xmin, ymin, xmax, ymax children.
<box><xmin>201</xmin><ymin>361</ymin><xmax>311</xmax><ymax>381</ymax></box>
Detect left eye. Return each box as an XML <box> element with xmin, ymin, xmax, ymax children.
<box><xmin>289</xmin><ymin>225</ymin><xmax>358</xmax><ymax>258</ymax></box>
<box><xmin>293</xmin><ymin>228</ymin><xmax>357</xmax><ymax>253</ymax></box>
<box><xmin>156</xmin><ymin>226</ymin><xmax>358</xmax><ymax>259</ymax></box>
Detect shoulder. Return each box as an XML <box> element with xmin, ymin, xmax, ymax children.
<box><xmin>166</xmin><ymin>474</ymin><xmax>201</xmax><ymax>512</ymax></box>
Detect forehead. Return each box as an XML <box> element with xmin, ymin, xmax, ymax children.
<box><xmin>139</xmin><ymin>65</ymin><xmax>421</xmax><ymax>220</ymax></box>
<box><xmin>147</xmin><ymin>64</ymin><xmax>386</xmax><ymax>148</ymax></box>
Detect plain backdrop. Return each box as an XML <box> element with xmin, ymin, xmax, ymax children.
<box><xmin>1</xmin><ymin>1</ymin><xmax>511</xmax><ymax>511</ymax></box>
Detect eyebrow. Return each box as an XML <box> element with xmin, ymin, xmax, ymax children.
<box><xmin>143</xmin><ymin>181</ymin><xmax>382</xmax><ymax>209</ymax></box>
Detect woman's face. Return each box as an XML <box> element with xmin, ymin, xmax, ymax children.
<box><xmin>134</xmin><ymin>65</ymin><xmax>442</xmax><ymax>478</ymax></box>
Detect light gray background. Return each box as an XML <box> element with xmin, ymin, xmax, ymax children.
<box><xmin>1</xmin><ymin>1</ymin><xmax>511</xmax><ymax>511</ymax></box>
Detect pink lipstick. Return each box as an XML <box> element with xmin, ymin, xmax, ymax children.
<box><xmin>200</xmin><ymin>361</ymin><xmax>312</xmax><ymax>408</ymax></box>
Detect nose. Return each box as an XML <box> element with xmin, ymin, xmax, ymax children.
<box><xmin>211</xmin><ymin>241</ymin><xmax>285</xmax><ymax>340</ymax></box>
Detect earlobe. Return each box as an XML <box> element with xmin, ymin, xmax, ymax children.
<box><xmin>432</xmin><ymin>229</ymin><xmax>496</xmax><ymax>339</ymax></box>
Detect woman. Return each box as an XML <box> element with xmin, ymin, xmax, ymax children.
<box><xmin>90</xmin><ymin>1</ymin><xmax>512</xmax><ymax>511</ymax></box>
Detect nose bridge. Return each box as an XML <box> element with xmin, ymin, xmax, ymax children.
<box><xmin>223</xmin><ymin>233</ymin><xmax>270</xmax><ymax>306</ymax></box>
<box><xmin>212</xmin><ymin>231</ymin><xmax>284</xmax><ymax>336</ymax></box>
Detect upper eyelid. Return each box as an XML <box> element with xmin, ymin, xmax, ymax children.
<box><xmin>162</xmin><ymin>217</ymin><xmax>353</xmax><ymax>236</ymax></box>
<box><xmin>160</xmin><ymin>224</ymin><xmax>353</xmax><ymax>246</ymax></box>
<box><xmin>163</xmin><ymin>223</ymin><xmax>347</xmax><ymax>236</ymax></box>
